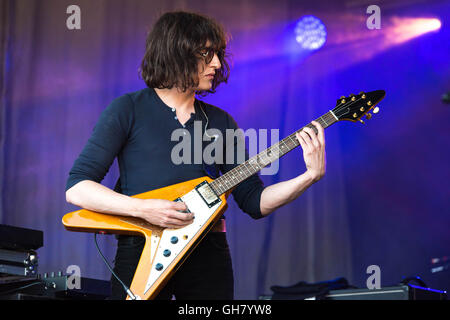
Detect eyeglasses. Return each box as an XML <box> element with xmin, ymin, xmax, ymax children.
<box><xmin>198</xmin><ymin>47</ymin><xmax>222</xmax><ymax>64</ymax></box>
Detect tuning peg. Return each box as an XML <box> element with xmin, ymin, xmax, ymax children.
<box><xmin>366</xmin><ymin>113</ymin><xmax>372</xmax><ymax>120</ymax></box>
<box><xmin>373</xmin><ymin>106</ymin><xmax>380</xmax><ymax>114</ymax></box>
<box><xmin>359</xmin><ymin>119</ymin><xmax>365</xmax><ymax>124</ymax></box>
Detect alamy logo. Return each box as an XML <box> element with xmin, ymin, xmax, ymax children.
<box><xmin>66</xmin><ymin>265</ymin><xmax>81</xmax><ymax>289</ymax></box>
<box><xmin>366</xmin><ymin>265</ymin><xmax>381</xmax><ymax>289</ymax></box>
<box><xmin>366</xmin><ymin>5</ymin><xmax>381</xmax><ymax>30</ymax></box>
<box><xmin>66</xmin><ymin>5</ymin><xmax>81</xmax><ymax>30</ymax></box>
<box><xmin>170</xmin><ymin>121</ymin><xmax>280</xmax><ymax>176</ymax></box>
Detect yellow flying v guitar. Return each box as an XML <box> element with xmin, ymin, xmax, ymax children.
<box><xmin>62</xmin><ymin>90</ymin><xmax>386</xmax><ymax>300</ymax></box>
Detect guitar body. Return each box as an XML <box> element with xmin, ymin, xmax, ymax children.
<box><xmin>62</xmin><ymin>176</ymin><xmax>229</xmax><ymax>300</ymax></box>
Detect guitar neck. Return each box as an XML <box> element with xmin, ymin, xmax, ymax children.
<box><xmin>209</xmin><ymin>110</ymin><xmax>339</xmax><ymax>196</ymax></box>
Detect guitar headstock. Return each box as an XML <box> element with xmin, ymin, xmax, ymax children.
<box><xmin>332</xmin><ymin>90</ymin><xmax>386</xmax><ymax>123</ymax></box>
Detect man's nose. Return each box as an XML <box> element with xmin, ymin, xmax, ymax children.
<box><xmin>209</xmin><ymin>53</ymin><xmax>221</xmax><ymax>69</ymax></box>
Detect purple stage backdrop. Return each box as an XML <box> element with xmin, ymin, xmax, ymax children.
<box><xmin>1</xmin><ymin>0</ymin><xmax>449</xmax><ymax>299</ymax></box>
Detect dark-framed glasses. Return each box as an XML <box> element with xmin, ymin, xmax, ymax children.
<box><xmin>199</xmin><ymin>47</ymin><xmax>222</xmax><ymax>64</ymax></box>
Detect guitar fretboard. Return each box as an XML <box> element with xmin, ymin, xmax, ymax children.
<box><xmin>209</xmin><ymin>111</ymin><xmax>338</xmax><ymax>196</ymax></box>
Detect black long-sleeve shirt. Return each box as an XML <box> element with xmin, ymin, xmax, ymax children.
<box><xmin>66</xmin><ymin>87</ymin><xmax>265</xmax><ymax>219</ymax></box>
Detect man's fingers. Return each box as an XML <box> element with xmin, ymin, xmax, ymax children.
<box><xmin>296</xmin><ymin>131</ymin><xmax>309</xmax><ymax>152</ymax></box>
<box><xmin>296</xmin><ymin>132</ymin><xmax>305</xmax><ymax>146</ymax></box>
<box><xmin>161</xmin><ymin>211</ymin><xmax>194</xmax><ymax>228</ymax></box>
<box><xmin>171</xmin><ymin>201</ymin><xmax>188</xmax><ymax>211</ymax></box>
<box><xmin>163</xmin><ymin>219</ymin><xmax>190</xmax><ymax>229</ymax></box>
<box><xmin>300</xmin><ymin>130</ymin><xmax>314</xmax><ymax>152</ymax></box>
<box><xmin>166</xmin><ymin>209</ymin><xmax>194</xmax><ymax>221</ymax></box>
<box><xmin>311</xmin><ymin>121</ymin><xmax>325</xmax><ymax>147</ymax></box>
<box><xmin>302</xmin><ymin>126</ymin><xmax>320</xmax><ymax>149</ymax></box>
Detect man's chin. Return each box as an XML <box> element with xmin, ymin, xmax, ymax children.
<box><xmin>196</xmin><ymin>84</ymin><xmax>212</xmax><ymax>92</ymax></box>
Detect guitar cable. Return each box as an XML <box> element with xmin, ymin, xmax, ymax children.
<box><xmin>0</xmin><ymin>281</ymin><xmax>46</xmax><ymax>296</ymax></box>
<box><xmin>94</xmin><ymin>233</ymin><xmax>137</xmax><ymax>300</ymax></box>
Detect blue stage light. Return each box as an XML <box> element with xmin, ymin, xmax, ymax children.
<box><xmin>295</xmin><ymin>16</ymin><xmax>327</xmax><ymax>50</ymax></box>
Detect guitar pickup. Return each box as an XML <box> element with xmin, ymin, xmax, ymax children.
<box><xmin>195</xmin><ymin>181</ymin><xmax>221</xmax><ymax>208</ymax></box>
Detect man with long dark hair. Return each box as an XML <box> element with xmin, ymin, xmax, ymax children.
<box><xmin>65</xmin><ymin>11</ymin><xmax>326</xmax><ymax>300</ymax></box>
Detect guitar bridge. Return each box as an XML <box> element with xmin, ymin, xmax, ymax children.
<box><xmin>195</xmin><ymin>181</ymin><xmax>221</xmax><ymax>208</ymax></box>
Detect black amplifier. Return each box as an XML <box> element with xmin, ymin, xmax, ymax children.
<box><xmin>0</xmin><ymin>248</ymin><xmax>38</xmax><ymax>276</ymax></box>
<box><xmin>0</xmin><ymin>224</ymin><xmax>43</xmax><ymax>251</ymax></box>
<box><xmin>0</xmin><ymin>224</ymin><xmax>43</xmax><ymax>278</ymax></box>
<box><xmin>323</xmin><ymin>285</ymin><xmax>447</xmax><ymax>300</ymax></box>
<box><xmin>38</xmin><ymin>273</ymin><xmax>111</xmax><ymax>299</ymax></box>
<box><xmin>0</xmin><ymin>274</ymin><xmax>111</xmax><ymax>300</ymax></box>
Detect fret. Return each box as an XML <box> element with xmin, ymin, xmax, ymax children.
<box><xmin>229</xmin><ymin>172</ymin><xmax>239</xmax><ymax>185</ymax></box>
<box><xmin>247</xmin><ymin>158</ymin><xmax>256</xmax><ymax>172</ymax></box>
<box><xmin>210</xmin><ymin>111</ymin><xmax>338</xmax><ymax>196</ymax></box>
<box><xmin>288</xmin><ymin>134</ymin><xmax>298</xmax><ymax>146</ymax></box>
<box><xmin>249</xmin><ymin>162</ymin><xmax>258</xmax><ymax>175</ymax></box>
<box><xmin>319</xmin><ymin>116</ymin><xmax>327</xmax><ymax>127</ymax></box>
<box><xmin>210</xmin><ymin>181</ymin><xmax>220</xmax><ymax>195</ymax></box>
<box><xmin>243</xmin><ymin>162</ymin><xmax>253</xmax><ymax>176</ymax></box>
<box><xmin>214</xmin><ymin>178</ymin><xmax>223</xmax><ymax>194</ymax></box>
<box><xmin>222</xmin><ymin>176</ymin><xmax>231</xmax><ymax>189</ymax></box>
